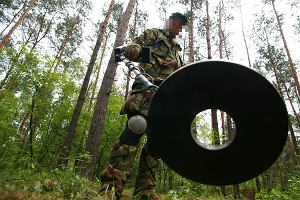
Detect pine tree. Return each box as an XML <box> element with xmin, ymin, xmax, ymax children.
<box><xmin>57</xmin><ymin>0</ymin><xmax>116</xmax><ymax>167</ymax></box>
<box><xmin>78</xmin><ymin>0</ymin><xmax>138</xmax><ymax>179</ymax></box>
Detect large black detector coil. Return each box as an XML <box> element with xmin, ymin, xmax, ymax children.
<box><xmin>147</xmin><ymin>60</ymin><xmax>288</xmax><ymax>185</ymax></box>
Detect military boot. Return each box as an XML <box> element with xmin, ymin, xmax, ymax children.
<box><xmin>133</xmin><ymin>144</ymin><xmax>160</xmax><ymax>200</ymax></box>
<box><xmin>100</xmin><ymin>140</ymin><xmax>138</xmax><ymax>198</ymax></box>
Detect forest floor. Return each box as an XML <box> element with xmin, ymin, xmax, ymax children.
<box><xmin>0</xmin><ymin>187</ymin><xmax>224</xmax><ymax>200</ymax></box>
<box><xmin>0</xmin><ymin>168</ymin><xmax>238</xmax><ymax>200</ymax></box>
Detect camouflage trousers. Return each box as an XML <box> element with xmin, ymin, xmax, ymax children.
<box><xmin>100</xmin><ymin>80</ymin><xmax>161</xmax><ymax>198</ymax></box>
<box><xmin>100</xmin><ymin>140</ymin><xmax>159</xmax><ymax>198</ymax></box>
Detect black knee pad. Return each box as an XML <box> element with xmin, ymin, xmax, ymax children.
<box><xmin>119</xmin><ymin>126</ymin><xmax>144</xmax><ymax>146</ymax></box>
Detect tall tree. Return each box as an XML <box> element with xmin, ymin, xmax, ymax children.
<box><xmin>124</xmin><ymin>1</ymin><xmax>148</xmax><ymax>99</ymax></box>
<box><xmin>270</xmin><ymin>0</ymin><xmax>300</xmax><ymax>100</ymax></box>
<box><xmin>235</xmin><ymin>0</ymin><xmax>252</xmax><ymax>67</ymax></box>
<box><xmin>0</xmin><ymin>3</ymin><xmax>26</xmax><ymax>37</ymax></box>
<box><xmin>0</xmin><ymin>0</ymin><xmax>38</xmax><ymax>49</ymax></box>
<box><xmin>204</xmin><ymin>0</ymin><xmax>220</xmax><ymax>146</ymax></box>
<box><xmin>57</xmin><ymin>0</ymin><xmax>115</xmax><ymax>167</ymax></box>
<box><xmin>124</xmin><ymin>0</ymin><xmax>138</xmax><ymax>100</ymax></box>
<box><xmin>89</xmin><ymin>1</ymin><xmax>125</xmax><ymax>110</ymax></box>
<box><xmin>51</xmin><ymin>15</ymin><xmax>81</xmax><ymax>71</ymax></box>
<box><xmin>88</xmin><ymin>33</ymin><xmax>109</xmax><ymax>111</ymax></box>
<box><xmin>78</xmin><ymin>0</ymin><xmax>138</xmax><ymax>179</ymax></box>
<box><xmin>188</xmin><ymin>0</ymin><xmax>195</xmax><ymax>63</ymax></box>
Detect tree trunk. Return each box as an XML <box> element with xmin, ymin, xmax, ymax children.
<box><xmin>288</xmin><ymin>122</ymin><xmax>299</xmax><ymax>156</ymax></box>
<box><xmin>265</xmin><ymin>39</ymin><xmax>300</xmax><ymax>155</ymax></box>
<box><xmin>124</xmin><ymin>0</ymin><xmax>139</xmax><ymax>100</ymax></box>
<box><xmin>28</xmin><ymin>88</ymin><xmax>38</xmax><ymax>162</ymax></box>
<box><xmin>0</xmin><ymin>4</ymin><xmax>26</xmax><ymax>36</ymax></box>
<box><xmin>205</xmin><ymin>0</ymin><xmax>212</xmax><ymax>60</ymax></box>
<box><xmin>236</xmin><ymin>0</ymin><xmax>251</xmax><ymax>67</ymax></box>
<box><xmin>0</xmin><ymin>64</ymin><xmax>14</xmax><ymax>91</ymax></box>
<box><xmin>57</xmin><ymin>0</ymin><xmax>115</xmax><ymax>167</ymax></box>
<box><xmin>51</xmin><ymin>16</ymin><xmax>80</xmax><ymax>72</ymax></box>
<box><xmin>0</xmin><ymin>0</ymin><xmax>38</xmax><ymax>49</ymax></box>
<box><xmin>18</xmin><ymin>112</ymin><xmax>30</xmax><ymax>132</ymax></box>
<box><xmin>218</xmin><ymin>0</ymin><xmax>226</xmax><ymax>149</ymax></box>
<box><xmin>188</xmin><ymin>0</ymin><xmax>195</xmax><ymax>63</ymax></box>
<box><xmin>88</xmin><ymin>32</ymin><xmax>110</xmax><ymax>111</ymax></box>
<box><xmin>78</xmin><ymin>0</ymin><xmax>137</xmax><ymax>179</ymax></box>
<box><xmin>205</xmin><ymin>0</ymin><xmax>220</xmax><ymax>147</ymax></box>
<box><xmin>218</xmin><ymin>0</ymin><xmax>223</xmax><ymax>60</ymax></box>
<box><xmin>271</xmin><ymin>0</ymin><xmax>300</xmax><ymax>100</ymax></box>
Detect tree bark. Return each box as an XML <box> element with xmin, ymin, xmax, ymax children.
<box><xmin>205</xmin><ymin>0</ymin><xmax>212</xmax><ymax>60</ymax></box>
<box><xmin>124</xmin><ymin>0</ymin><xmax>139</xmax><ymax>100</ymax></box>
<box><xmin>0</xmin><ymin>0</ymin><xmax>38</xmax><ymax>49</ymax></box>
<box><xmin>57</xmin><ymin>0</ymin><xmax>115</xmax><ymax>167</ymax></box>
<box><xmin>188</xmin><ymin>0</ymin><xmax>195</xmax><ymax>63</ymax></box>
<box><xmin>78</xmin><ymin>0</ymin><xmax>138</xmax><ymax>179</ymax></box>
<box><xmin>218</xmin><ymin>0</ymin><xmax>223</xmax><ymax>60</ymax></box>
<box><xmin>88</xmin><ymin>32</ymin><xmax>110</xmax><ymax>111</ymax></box>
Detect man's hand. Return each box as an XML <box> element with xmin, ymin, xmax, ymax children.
<box><xmin>124</xmin><ymin>44</ymin><xmax>142</xmax><ymax>61</ymax></box>
<box><xmin>161</xmin><ymin>57</ymin><xmax>179</xmax><ymax>69</ymax></box>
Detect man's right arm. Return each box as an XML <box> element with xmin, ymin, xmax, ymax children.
<box><xmin>124</xmin><ymin>29</ymin><xmax>158</xmax><ymax>61</ymax></box>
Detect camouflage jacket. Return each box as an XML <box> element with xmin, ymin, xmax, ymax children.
<box><xmin>127</xmin><ymin>28</ymin><xmax>184</xmax><ymax>82</ymax></box>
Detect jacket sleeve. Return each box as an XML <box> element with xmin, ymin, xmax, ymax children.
<box><xmin>124</xmin><ymin>29</ymin><xmax>158</xmax><ymax>61</ymax></box>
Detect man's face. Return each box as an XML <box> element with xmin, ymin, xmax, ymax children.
<box><xmin>167</xmin><ymin>19</ymin><xmax>184</xmax><ymax>38</ymax></box>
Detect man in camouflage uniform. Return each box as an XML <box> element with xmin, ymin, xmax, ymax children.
<box><xmin>100</xmin><ymin>12</ymin><xmax>187</xmax><ymax>200</ymax></box>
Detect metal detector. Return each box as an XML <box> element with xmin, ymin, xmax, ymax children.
<box><xmin>115</xmin><ymin>47</ymin><xmax>288</xmax><ymax>186</ymax></box>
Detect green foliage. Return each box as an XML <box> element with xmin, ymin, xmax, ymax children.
<box><xmin>0</xmin><ymin>42</ymin><xmax>83</xmax><ymax>168</ymax></box>
<box><xmin>0</xmin><ymin>167</ymin><xmax>100</xmax><ymax>199</ymax></box>
<box><xmin>256</xmin><ymin>188</ymin><xmax>289</xmax><ymax>200</ymax></box>
<box><xmin>0</xmin><ymin>0</ymin><xmax>299</xmax><ymax>199</ymax></box>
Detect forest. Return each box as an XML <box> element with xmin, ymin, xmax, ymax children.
<box><xmin>0</xmin><ymin>0</ymin><xmax>299</xmax><ymax>199</ymax></box>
